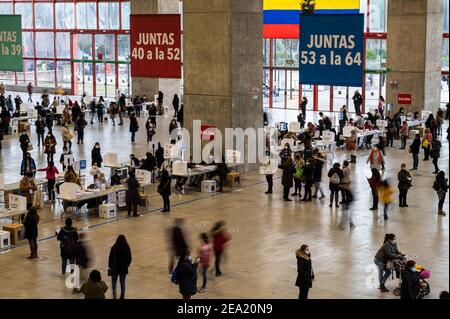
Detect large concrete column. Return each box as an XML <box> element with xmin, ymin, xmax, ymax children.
<box><xmin>183</xmin><ymin>0</ymin><xmax>263</xmax><ymax>166</ymax></box>
<box><xmin>386</xmin><ymin>0</ymin><xmax>443</xmax><ymax>115</ymax></box>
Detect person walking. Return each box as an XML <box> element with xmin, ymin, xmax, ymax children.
<box><xmin>129</xmin><ymin>113</ymin><xmax>139</xmax><ymax>144</ymax></box>
<box><xmin>312</xmin><ymin>150</ymin><xmax>326</xmax><ymax>199</ymax></box>
<box><xmin>172</xmin><ymin>94</ymin><xmax>180</xmax><ymax>117</ymax></box>
<box><xmin>158</xmin><ymin>170</ymin><xmax>172</xmax><ymax>212</ymax></box>
<box><xmin>397</xmin><ymin>163</ymin><xmax>412</xmax><ymax>207</ymax></box>
<box><xmin>282</xmin><ymin>157</ymin><xmax>295</xmax><ymax>202</ymax></box>
<box><xmin>145</xmin><ymin>117</ymin><xmax>156</xmax><ymax>143</ymax></box>
<box><xmin>81</xmin><ymin>270</ymin><xmax>108</xmax><ymax>299</ymax></box>
<box><xmin>97</xmin><ymin>97</ymin><xmax>105</xmax><ymax>124</ymax></box>
<box><xmin>366</xmin><ymin>145</ymin><xmax>384</xmax><ymax>170</ymax></box>
<box><xmin>211</xmin><ymin>221</ymin><xmax>230</xmax><ymax>277</ymax></box>
<box><xmin>433</xmin><ymin>171</ymin><xmax>448</xmax><ymax>216</ymax></box>
<box><xmin>400</xmin><ymin>260</ymin><xmax>421</xmax><ymax>300</ymax></box>
<box><xmin>422</xmin><ymin>128</ymin><xmax>433</xmax><ymax>161</ymax></box>
<box><xmin>380</xmin><ymin>180</ymin><xmax>394</xmax><ymax>220</ymax></box>
<box><xmin>109</xmin><ymin>102</ymin><xmax>118</xmax><ymax>126</ymax></box>
<box><xmin>430</xmin><ymin>138</ymin><xmax>442</xmax><ymax>174</ymax></box>
<box><xmin>374</xmin><ymin>234</ymin><xmax>404</xmax><ymax>292</ymax></box>
<box><xmin>27</xmin><ymin>82</ymin><xmax>33</xmax><ymax>102</ymax></box>
<box><xmin>89</xmin><ymin>99</ymin><xmax>96</xmax><ymax>124</ymax></box>
<box><xmin>399</xmin><ymin>121</ymin><xmax>409</xmax><ymax>149</ymax></box>
<box><xmin>302</xmin><ymin>159</ymin><xmax>314</xmax><ymax>202</ymax></box>
<box><xmin>35</xmin><ymin>116</ymin><xmax>46</xmax><ymax>147</ymax></box>
<box><xmin>24</xmin><ymin>207</ymin><xmax>40</xmax><ymax>259</ymax></box>
<box><xmin>292</xmin><ymin>153</ymin><xmax>304</xmax><ymax>198</ymax></box>
<box><xmin>352</xmin><ymin>90</ymin><xmax>363</xmax><ymax>115</ymax></box>
<box><xmin>19</xmin><ymin>172</ymin><xmax>37</xmax><ymax>211</ymax></box>
<box><xmin>44</xmin><ymin>131</ymin><xmax>57</xmax><ymax>163</ymax></box>
<box><xmin>176</xmin><ymin>250</ymin><xmax>198</xmax><ymax>300</ymax></box>
<box><xmin>409</xmin><ymin>134</ymin><xmax>421</xmax><ymax>170</ymax></box>
<box><xmin>36</xmin><ymin>161</ymin><xmax>59</xmax><ymax>202</ymax></box>
<box><xmin>295</xmin><ymin>244</ymin><xmax>314</xmax><ymax>299</ymax></box>
<box><xmin>197</xmin><ymin>233</ymin><xmax>212</xmax><ymax>293</ymax></box>
<box><xmin>177</xmin><ymin>103</ymin><xmax>184</xmax><ymax>128</ymax></box>
<box><xmin>108</xmin><ymin>235</ymin><xmax>132</xmax><ymax>299</ymax></box>
<box><xmin>19</xmin><ymin>131</ymin><xmax>30</xmax><ymax>159</ymax></box>
<box><xmin>20</xmin><ymin>152</ymin><xmax>36</xmax><ymax>177</ymax></box>
<box><xmin>367</xmin><ymin>168</ymin><xmax>382</xmax><ymax>211</ymax></box>
<box><xmin>169</xmin><ymin>119</ymin><xmax>178</xmax><ymax>145</ymax></box>
<box><xmin>57</xmin><ymin>218</ymin><xmax>78</xmax><ymax>276</ymax></box>
<box><xmin>168</xmin><ymin>218</ymin><xmax>188</xmax><ymax>276</ymax></box>
<box><xmin>340</xmin><ymin>160</ymin><xmax>351</xmax><ymax>204</ymax></box>
<box><xmin>346</xmin><ymin>130</ymin><xmax>357</xmax><ymax>163</ymax></box>
<box><xmin>385</xmin><ymin>117</ymin><xmax>395</xmax><ymax>148</ymax></box>
<box><xmin>75</xmin><ymin>114</ymin><xmax>87</xmax><ymax>144</ymax></box>
<box><xmin>328</xmin><ymin>162</ymin><xmax>344</xmax><ymax>208</ymax></box>
<box><xmin>300</xmin><ymin>97</ymin><xmax>308</xmax><ymax>118</ymax></box>
<box><xmin>62</xmin><ymin>124</ymin><xmax>73</xmax><ymax>153</ymax></box>
<box><xmin>157</xmin><ymin>91</ymin><xmax>164</xmax><ymax>114</ymax></box>
<box><xmin>125</xmin><ymin>171</ymin><xmax>140</xmax><ymax>217</ymax></box>
<box><xmin>91</xmin><ymin>142</ymin><xmax>103</xmax><ymax>167</ymax></box>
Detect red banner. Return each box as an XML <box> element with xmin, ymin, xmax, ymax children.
<box><xmin>130</xmin><ymin>14</ymin><xmax>181</xmax><ymax>78</ymax></box>
<box><xmin>398</xmin><ymin>93</ymin><xmax>412</xmax><ymax>105</ymax></box>
<box><xmin>201</xmin><ymin>125</ymin><xmax>216</xmax><ymax>141</ymax></box>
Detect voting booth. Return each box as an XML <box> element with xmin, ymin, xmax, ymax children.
<box><xmin>288</xmin><ymin>122</ymin><xmax>301</xmax><ymax>133</ymax></box>
<box><xmin>342</xmin><ymin>126</ymin><xmax>355</xmax><ymax>137</ymax></box>
<box><xmin>322</xmin><ymin>131</ymin><xmax>335</xmax><ymax>144</ymax></box>
<box><xmin>172</xmin><ymin>161</ymin><xmax>188</xmax><ymax>175</ymax></box>
<box><xmin>376</xmin><ymin>120</ymin><xmax>388</xmax><ymax>130</ymax></box>
<box><xmin>60</xmin><ymin>183</ymin><xmax>80</xmax><ymax>200</ymax></box>
<box><xmin>8</xmin><ymin>194</ymin><xmax>26</xmax><ymax>211</ymax></box>
<box><xmin>104</xmin><ymin>153</ymin><xmax>118</xmax><ymax>167</ymax></box>
<box><xmin>135</xmin><ymin>169</ymin><xmax>151</xmax><ymax>184</ymax></box>
<box><xmin>99</xmin><ymin>203</ymin><xmax>117</xmax><ymax>219</ymax></box>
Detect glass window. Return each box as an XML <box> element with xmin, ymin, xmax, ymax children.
<box><xmin>36</xmin><ymin>60</ymin><xmax>55</xmax><ymax>87</ymax></box>
<box><xmin>263</xmin><ymin>39</ymin><xmax>269</xmax><ymax>66</ymax></box>
<box><xmin>444</xmin><ymin>0</ymin><xmax>449</xmax><ymax>33</ymax></box>
<box><xmin>16</xmin><ymin>60</ymin><xmax>35</xmax><ymax>85</ymax></box>
<box><xmin>35</xmin><ymin>32</ymin><xmax>54</xmax><ymax>58</ymax></box>
<box><xmin>0</xmin><ymin>3</ymin><xmax>13</xmax><ymax>14</ymax></box>
<box><xmin>118</xmin><ymin>64</ymin><xmax>130</xmax><ymax>96</ymax></box>
<box><xmin>366</xmin><ymin>39</ymin><xmax>387</xmax><ymax>70</ymax></box>
<box><xmin>56</xmin><ymin>61</ymin><xmax>71</xmax><ymax>88</ymax></box>
<box><xmin>56</xmin><ymin>33</ymin><xmax>70</xmax><ymax>58</ymax></box>
<box><xmin>99</xmin><ymin>2</ymin><xmax>119</xmax><ymax>30</ymax></box>
<box><xmin>75</xmin><ymin>34</ymin><xmax>93</xmax><ymax>60</ymax></box>
<box><xmin>56</xmin><ymin>3</ymin><xmax>75</xmax><ymax>29</ymax></box>
<box><xmin>22</xmin><ymin>32</ymin><xmax>34</xmax><ymax>58</ymax></box>
<box><xmin>118</xmin><ymin>35</ymin><xmax>130</xmax><ymax>61</ymax></box>
<box><xmin>15</xmin><ymin>3</ymin><xmax>33</xmax><ymax>29</ymax></box>
<box><xmin>95</xmin><ymin>34</ymin><xmax>115</xmax><ymax>61</ymax></box>
<box><xmin>0</xmin><ymin>71</ymin><xmax>15</xmax><ymax>85</ymax></box>
<box><xmin>77</xmin><ymin>2</ymin><xmax>97</xmax><ymax>29</ymax></box>
<box><xmin>368</xmin><ymin>0</ymin><xmax>387</xmax><ymax>32</ymax></box>
<box><xmin>35</xmin><ymin>3</ymin><xmax>53</xmax><ymax>29</ymax></box>
<box><xmin>273</xmin><ymin>39</ymin><xmax>287</xmax><ymax>66</ymax></box>
<box><xmin>121</xmin><ymin>2</ymin><xmax>130</xmax><ymax>30</ymax></box>
<box><xmin>442</xmin><ymin>38</ymin><xmax>449</xmax><ymax>71</ymax></box>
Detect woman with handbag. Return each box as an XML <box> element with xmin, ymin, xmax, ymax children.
<box><xmin>108</xmin><ymin>235</ymin><xmax>132</xmax><ymax>299</ymax></box>
<box><xmin>374</xmin><ymin>234</ymin><xmax>405</xmax><ymax>292</ymax></box>
<box><xmin>24</xmin><ymin>207</ymin><xmax>40</xmax><ymax>259</ymax></box>
<box><xmin>158</xmin><ymin>170</ymin><xmax>172</xmax><ymax>212</ymax></box>
<box><xmin>62</xmin><ymin>124</ymin><xmax>73</xmax><ymax>153</ymax></box>
<box><xmin>44</xmin><ymin>131</ymin><xmax>57</xmax><ymax>163</ymax></box>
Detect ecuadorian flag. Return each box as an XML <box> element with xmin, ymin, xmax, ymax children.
<box><xmin>264</xmin><ymin>0</ymin><xmax>360</xmax><ymax>38</ymax></box>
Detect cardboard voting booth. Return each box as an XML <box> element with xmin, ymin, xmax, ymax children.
<box><xmin>259</xmin><ymin>158</ymin><xmax>278</xmax><ymax>175</ymax></box>
<box><xmin>322</xmin><ymin>131</ymin><xmax>335</xmax><ymax>144</ymax></box>
<box><xmin>376</xmin><ymin>120</ymin><xmax>388</xmax><ymax>130</ymax></box>
<box><xmin>56</xmin><ymin>105</ymin><xmax>65</xmax><ymax>115</ymax></box>
<box><xmin>8</xmin><ymin>194</ymin><xmax>26</xmax><ymax>211</ymax></box>
<box><xmin>99</xmin><ymin>203</ymin><xmax>117</xmax><ymax>219</ymax></box>
<box><xmin>172</xmin><ymin>161</ymin><xmax>188</xmax><ymax>175</ymax></box>
<box><xmin>117</xmin><ymin>191</ymin><xmax>126</xmax><ymax>208</ymax></box>
<box><xmin>135</xmin><ymin>169</ymin><xmax>151</xmax><ymax>184</ymax></box>
<box><xmin>343</xmin><ymin>126</ymin><xmax>355</xmax><ymax>137</ymax></box>
<box><xmin>104</xmin><ymin>153</ymin><xmax>118</xmax><ymax>167</ymax></box>
<box><xmin>60</xmin><ymin>183</ymin><xmax>80</xmax><ymax>200</ymax></box>
<box><xmin>289</xmin><ymin>122</ymin><xmax>301</xmax><ymax>133</ymax></box>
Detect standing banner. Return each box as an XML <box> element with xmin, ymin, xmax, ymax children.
<box><xmin>130</xmin><ymin>14</ymin><xmax>182</xmax><ymax>78</ymax></box>
<box><xmin>0</xmin><ymin>15</ymin><xmax>22</xmax><ymax>71</ymax></box>
<box><xmin>299</xmin><ymin>14</ymin><xmax>364</xmax><ymax>86</ymax></box>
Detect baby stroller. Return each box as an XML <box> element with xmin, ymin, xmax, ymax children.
<box><xmin>392</xmin><ymin>256</ymin><xmax>431</xmax><ymax>298</ymax></box>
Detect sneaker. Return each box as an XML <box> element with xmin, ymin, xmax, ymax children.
<box><xmin>380</xmin><ymin>286</ymin><xmax>389</xmax><ymax>293</ymax></box>
<box><xmin>291</xmin><ymin>193</ymin><xmax>298</xmax><ymax>196</ymax></box>
<box><xmin>438</xmin><ymin>211</ymin><xmax>447</xmax><ymax>216</ymax></box>
<box><xmin>198</xmin><ymin>288</ymin><xmax>207</xmax><ymax>293</ymax></box>
<box><xmin>335</xmin><ymin>204</ymin><xmax>340</xmax><ymax>208</ymax></box>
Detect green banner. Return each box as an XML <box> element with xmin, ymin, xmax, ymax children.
<box><xmin>0</xmin><ymin>15</ymin><xmax>22</xmax><ymax>71</ymax></box>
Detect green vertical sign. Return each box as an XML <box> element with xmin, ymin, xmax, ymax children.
<box><xmin>0</xmin><ymin>15</ymin><xmax>22</xmax><ymax>71</ymax></box>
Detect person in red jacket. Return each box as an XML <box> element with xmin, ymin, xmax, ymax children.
<box><xmin>211</xmin><ymin>221</ymin><xmax>231</xmax><ymax>277</ymax></box>
<box><xmin>36</xmin><ymin>161</ymin><xmax>59</xmax><ymax>202</ymax></box>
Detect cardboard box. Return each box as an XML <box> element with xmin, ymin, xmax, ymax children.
<box><xmin>99</xmin><ymin>204</ymin><xmax>117</xmax><ymax>219</ymax></box>
<box><xmin>225</xmin><ymin>172</ymin><xmax>241</xmax><ymax>188</ymax></box>
<box><xmin>18</xmin><ymin>122</ymin><xmax>30</xmax><ymax>133</ymax></box>
<box><xmin>172</xmin><ymin>161</ymin><xmax>188</xmax><ymax>175</ymax></box>
<box><xmin>0</xmin><ymin>230</ymin><xmax>11</xmax><ymax>249</ymax></box>
<box><xmin>201</xmin><ymin>180</ymin><xmax>216</xmax><ymax>193</ymax></box>
<box><xmin>8</xmin><ymin>194</ymin><xmax>27</xmax><ymax>211</ymax></box>
<box><xmin>3</xmin><ymin>224</ymin><xmax>24</xmax><ymax>245</ymax></box>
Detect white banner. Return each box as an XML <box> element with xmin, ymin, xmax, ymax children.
<box><xmin>8</xmin><ymin>194</ymin><xmax>27</xmax><ymax>211</ymax></box>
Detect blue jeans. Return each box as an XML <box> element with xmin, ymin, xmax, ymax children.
<box><xmin>412</xmin><ymin>153</ymin><xmax>419</xmax><ymax>169</ymax></box>
<box><xmin>131</xmin><ymin>131</ymin><xmax>136</xmax><ymax>142</ymax></box>
<box><xmin>61</xmin><ymin>257</ymin><xmax>75</xmax><ymax>275</ymax></box>
<box><xmin>374</xmin><ymin>260</ymin><xmax>391</xmax><ymax>286</ymax></box>
<box><xmin>112</xmin><ymin>273</ymin><xmax>127</xmax><ymax>297</ymax></box>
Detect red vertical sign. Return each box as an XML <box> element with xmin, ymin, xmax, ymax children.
<box><xmin>130</xmin><ymin>14</ymin><xmax>182</xmax><ymax>78</ymax></box>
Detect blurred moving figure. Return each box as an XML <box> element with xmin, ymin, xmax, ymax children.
<box><xmin>168</xmin><ymin>219</ymin><xmax>188</xmax><ymax>276</ymax></box>
<box><xmin>211</xmin><ymin>221</ymin><xmax>231</xmax><ymax>277</ymax></box>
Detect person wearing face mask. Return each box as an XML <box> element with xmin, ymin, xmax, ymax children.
<box><xmin>19</xmin><ymin>131</ymin><xmax>30</xmax><ymax>159</ymax></box>
<box><xmin>44</xmin><ymin>131</ymin><xmax>57</xmax><ymax>163</ymax></box>
<box><xmin>20</xmin><ymin>152</ymin><xmax>36</xmax><ymax>177</ymax></box>
<box><xmin>295</xmin><ymin>244</ymin><xmax>314</xmax><ymax>299</ymax></box>
<box><xmin>397</xmin><ymin>163</ymin><xmax>412</xmax><ymax>207</ymax></box>
<box><xmin>400</xmin><ymin>260</ymin><xmax>420</xmax><ymax>299</ymax></box>
<box><xmin>129</xmin><ymin>154</ymin><xmax>140</xmax><ymax>169</ymax></box>
<box><xmin>59</xmin><ymin>146</ymin><xmax>73</xmax><ymax>172</ymax></box>
<box><xmin>374</xmin><ymin>233</ymin><xmax>405</xmax><ymax>292</ymax></box>
<box><xmin>279</xmin><ymin>143</ymin><xmax>292</xmax><ymax>168</ymax></box>
<box><xmin>19</xmin><ymin>173</ymin><xmax>37</xmax><ymax>222</ymax></box>
<box><xmin>91</xmin><ymin>142</ymin><xmax>103</xmax><ymax>167</ymax></box>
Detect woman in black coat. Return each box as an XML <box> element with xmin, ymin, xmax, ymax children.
<box><xmin>24</xmin><ymin>207</ymin><xmax>40</xmax><ymax>259</ymax></box>
<box><xmin>176</xmin><ymin>250</ymin><xmax>198</xmax><ymax>300</ymax></box>
<box><xmin>282</xmin><ymin>157</ymin><xmax>295</xmax><ymax>202</ymax></box>
<box><xmin>295</xmin><ymin>244</ymin><xmax>314</xmax><ymax>299</ymax></box>
<box><xmin>155</xmin><ymin>143</ymin><xmax>165</xmax><ymax>170</ymax></box>
<box><xmin>177</xmin><ymin>104</ymin><xmax>184</xmax><ymax>128</ymax></box>
<box><xmin>158</xmin><ymin>170</ymin><xmax>172</xmax><ymax>212</ymax></box>
<box><xmin>57</xmin><ymin>218</ymin><xmax>79</xmax><ymax>275</ymax></box>
<box><xmin>91</xmin><ymin>142</ymin><xmax>103</xmax><ymax>167</ymax></box>
<box><xmin>129</xmin><ymin>114</ymin><xmax>139</xmax><ymax>143</ymax></box>
<box><xmin>108</xmin><ymin>235</ymin><xmax>132</xmax><ymax>299</ymax></box>
<box><xmin>410</xmin><ymin>134</ymin><xmax>421</xmax><ymax>170</ymax></box>
<box><xmin>126</xmin><ymin>171</ymin><xmax>140</xmax><ymax>217</ymax></box>
<box><xmin>400</xmin><ymin>260</ymin><xmax>420</xmax><ymax>299</ymax></box>
<box><xmin>172</xmin><ymin>94</ymin><xmax>180</xmax><ymax>117</ymax></box>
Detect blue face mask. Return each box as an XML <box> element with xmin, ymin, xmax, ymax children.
<box><xmin>410</xmin><ymin>267</ymin><xmax>416</xmax><ymax>272</ymax></box>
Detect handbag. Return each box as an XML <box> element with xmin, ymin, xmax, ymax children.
<box><xmin>408</xmin><ymin>146</ymin><xmax>412</xmax><ymax>154</ymax></box>
<box><xmin>422</xmin><ymin>139</ymin><xmax>429</xmax><ymax>148</ymax></box>
<box><xmin>27</xmin><ymin>142</ymin><xmax>33</xmax><ymax>151</ymax></box>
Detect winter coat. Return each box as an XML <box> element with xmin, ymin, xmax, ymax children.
<box><xmin>397</xmin><ymin>169</ymin><xmax>412</xmax><ymax>191</ymax></box>
<box><xmin>20</xmin><ymin>157</ymin><xmax>36</xmax><ymax>176</ymax></box>
<box><xmin>177</xmin><ymin>259</ymin><xmax>198</xmax><ymax>296</ymax></box>
<box><xmin>81</xmin><ymin>279</ymin><xmax>108</xmax><ymax>299</ymax></box>
<box><xmin>400</xmin><ymin>270</ymin><xmax>420</xmax><ymax>300</ymax></box>
<box><xmin>126</xmin><ymin>176</ymin><xmax>141</xmax><ymax>205</ymax></box>
<box><xmin>129</xmin><ymin>117</ymin><xmax>139</xmax><ymax>133</ymax></box>
<box><xmin>430</xmin><ymin>139</ymin><xmax>442</xmax><ymax>159</ymax></box>
<box><xmin>327</xmin><ymin>167</ymin><xmax>344</xmax><ymax>190</ymax></box>
<box><xmin>62</xmin><ymin>127</ymin><xmax>73</xmax><ymax>142</ymax></box>
<box><xmin>302</xmin><ymin>164</ymin><xmax>314</xmax><ymax>184</ymax></box>
<box><xmin>36</xmin><ymin>119</ymin><xmax>46</xmax><ymax>134</ymax></box>
<box><xmin>44</xmin><ymin>135</ymin><xmax>57</xmax><ymax>154</ymax></box>
<box><xmin>410</xmin><ymin>137</ymin><xmax>421</xmax><ymax>154</ymax></box>
<box><xmin>312</xmin><ymin>159</ymin><xmax>324</xmax><ymax>183</ymax></box>
<box><xmin>57</xmin><ymin>226</ymin><xmax>79</xmax><ymax>258</ymax></box>
<box><xmin>374</xmin><ymin>242</ymin><xmax>401</xmax><ymax>264</ymax></box>
<box><xmin>171</xmin><ymin>226</ymin><xmax>188</xmax><ymax>256</ymax></box>
<box><xmin>108</xmin><ymin>246</ymin><xmax>132</xmax><ymax>275</ymax></box>
<box><xmin>91</xmin><ymin>148</ymin><xmax>103</xmax><ymax>167</ymax></box>
<box><xmin>75</xmin><ymin>118</ymin><xmax>87</xmax><ymax>131</ymax></box>
<box><xmin>295</xmin><ymin>250</ymin><xmax>313</xmax><ymax>288</ymax></box>
<box><xmin>158</xmin><ymin>175</ymin><xmax>172</xmax><ymax>196</ymax></box>
<box><xmin>24</xmin><ymin>213</ymin><xmax>39</xmax><ymax>239</ymax></box>
<box><xmin>212</xmin><ymin>229</ymin><xmax>230</xmax><ymax>254</ymax></box>
<box><xmin>19</xmin><ymin>177</ymin><xmax>37</xmax><ymax>204</ymax></box>
<box><xmin>281</xmin><ymin>162</ymin><xmax>295</xmax><ymax>187</ymax></box>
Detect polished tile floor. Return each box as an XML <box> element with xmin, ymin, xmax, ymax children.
<box><xmin>0</xmin><ymin>101</ymin><xmax>448</xmax><ymax>299</ymax></box>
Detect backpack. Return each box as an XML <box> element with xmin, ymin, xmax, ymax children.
<box><xmin>171</xmin><ymin>266</ymin><xmax>178</xmax><ymax>284</ymax></box>
<box><xmin>330</xmin><ymin>172</ymin><xmax>340</xmax><ymax>184</ymax></box>
<box><xmin>294</xmin><ymin>165</ymin><xmax>304</xmax><ymax>179</ymax></box>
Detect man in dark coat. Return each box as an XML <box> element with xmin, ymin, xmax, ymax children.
<box><xmin>282</xmin><ymin>157</ymin><xmax>295</xmax><ymax>201</ymax></box>
<box><xmin>400</xmin><ymin>260</ymin><xmax>420</xmax><ymax>299</ymax></box>
<box><xmin>129</xmin><ymin>114</ymin><xmax>139</xmax><ymax>143</ymax></box>
<box><xmin>126</xmin><ymin>171</ymin><xmax>140</xmax><ymax>217</ymax></box>
<box><xmin>352</xmin><ymin>90</ymin><xmax>363</xmax><ymax>115</ymax></box>
<box><xmin>410</xmin><ymin>134</ymin><xmax>421</xmax><ymax>170</ymax></box>
<box><xmin>177</xmin><ymin>250</ymin><xmax>198</xmax><ymax>300</ymax></box>
<box><xmin>397</xmin><ymin>163</ymin><xmax>412</xmax><ymax>207</ymax></box>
